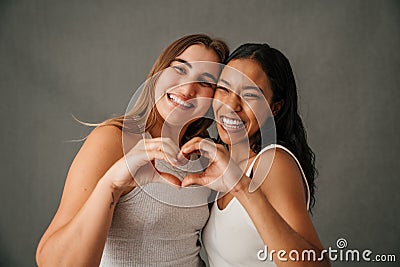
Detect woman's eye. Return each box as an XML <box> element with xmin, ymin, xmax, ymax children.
<box><xmin>216</xmin><ymin>86</ymin><xmax>230</xmax><ymax>93</ymax></box>
<box><xmin>198</xmin><ymin>80</ymin><xmax>215</xmax><ymax>89</ymax></box>
<box><xmin>242</xmin><ymin>92</ymin><xmax>260</xmax><ymax>99</ymax></box>
<box><xmin>172</xmin><ymin>65</ymin><xmax>187</xmax><ymax>75</ymax></box>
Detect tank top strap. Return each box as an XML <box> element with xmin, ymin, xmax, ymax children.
<box><xmin>245</xmin><ymin>144</ymin><xmax>311</xmax><ymax>210</ymax></box>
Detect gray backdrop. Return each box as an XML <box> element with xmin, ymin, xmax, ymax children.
<box><xmin>1</xmin><ymin>0</ymin><xmax>399</xmax><ymax>266</ymax></box>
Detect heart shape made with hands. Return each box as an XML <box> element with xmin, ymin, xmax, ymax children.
<box><xmin>153</xmin><ymin>138</ymin><xmax>227</xmax><ymax>189</ymax></box>
<box><xmin>136</xmin><ymin>137</ymin><xmax>239</xmax><ymax>192</ymax></box>
<box><xmin>147</xmin><ymin>150</ymin><xmax>207</xmax><ymax>188</ymax></box>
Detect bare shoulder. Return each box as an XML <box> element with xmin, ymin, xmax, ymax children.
<box><xmin>36</xmin><ymin>125</ymin><xmax>128</xmax><ymax>253</ymax></box>
<box><xmin>68</xmin><ymin>125</ymin><xmax>144</xmax><ymax>189</ymax></box>
<box><xmin>59</xmin><ymin>125</ymin><xmax>128</xmax><ymax>207</ymax></box>
<box><xmin>70</xmin><ymin>125</ymin><xmax>124</xmax><ymax>175</ymax></box>
<box><xmin>40</xmin><ymin>125</ymin><xmax>142</xmax><ymax>234</ymax></box>
<box><xmin>253</xmin><ymin>147</ymin><xmax>308</xmax><ymax>212</ymax></box>
<box><xmin>260</xmin><ymin>147</ymin><xmax>302</xmax><ymax>181</ymax></box>
<box><xmin>83</xmin><ymin>125</ymin><xmax>123</xmax><ymax>153</ymax></box>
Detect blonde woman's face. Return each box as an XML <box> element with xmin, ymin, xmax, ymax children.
<box><xmin>154</xmin><ymin>44</ymin><xmax>221</xmax><ymax>127</ymax></box>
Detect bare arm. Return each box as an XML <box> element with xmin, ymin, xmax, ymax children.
<box><xmin>36</xmin><ymin>126</ymin><xmax>182</xmax><ymax>266</ymax></box>
<box><xmin>231</xmin><ymin>149</ymin><xmax>330</xmax><ymax>266</ymax></box>
<box><xmin>36</xmin><ymin>126</ymin><xmax>133</xmax><ymax>267</ymax></box>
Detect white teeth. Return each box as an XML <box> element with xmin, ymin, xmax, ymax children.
<box><xmin>221</xmin><ymin>117</ymin><xmax>244</xmax><ymax>129</ymax></box>
<box><xmin>168</xmin><ymin>94</ymin><xmax>193</xmax><ymax>108</ymax></box>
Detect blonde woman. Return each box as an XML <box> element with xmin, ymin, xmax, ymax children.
<box><xmin>36</xmin><ymin>34</ymin><xmax>229</xmax><ymax>267</ymax></box>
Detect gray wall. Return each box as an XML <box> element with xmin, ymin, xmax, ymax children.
<box><xmin>1</xmin><ymin>1</ymin><xmax>399</xmax><ymax>266</ymax></box>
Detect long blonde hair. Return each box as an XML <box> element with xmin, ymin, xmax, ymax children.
<box><xmin>97</xmin><ymin>34</ymin><xmax>229</xmax><ymax>143</ymax></box>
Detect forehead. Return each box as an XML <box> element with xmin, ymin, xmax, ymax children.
<box><xmin>220</xmin><ymin>59</ymin><xmax>270</xmax><ymax>89</ymax></box>
<box><xmin>178</xmin><ymin>44</ymin><xmax>220</xmax><ymax>63</ymax></box>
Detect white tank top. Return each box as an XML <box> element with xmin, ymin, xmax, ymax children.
<box><xmin>202</xmin><ymin>144</ymin><xmax>310</xmax><ymax>267</ymax></box>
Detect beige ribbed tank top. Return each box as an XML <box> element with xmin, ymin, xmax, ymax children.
<box><xmin>100</xmin><ymin>157</ymin><xmax>212</xmax><ymax>267</ymax></box>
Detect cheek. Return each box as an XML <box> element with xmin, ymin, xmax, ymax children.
<box><xmin>212</xmin><ymin>97</ymin><xmax>223</xmax><ymax>115</ymax></box>
<box><xmin>154</xmin><ymin>70</ymin><xmax>180</xmax><ymax>99</ymax></box>
<box><xmin>247</xmin><ymin>102</ymin><xmax>270</xmax><ymax>127</ymax></box>
<box><xmin>155</xmin><ymin>102</ymin><xmax>167</xmax><ymax>121</ymax></box>
<box><xmin>199</xmin><ymin>87</ymin><xmax>215</xmax><ymax>99</ymax></box>
<box><xmin>197</xmin><ymin>97</ymin><xmax>212</xmax><ymax>112</ymax></box>
<box><xmin>212</xmin><ymin>91</ymin><xmax>224</xmax><ymax>107</ymax></box>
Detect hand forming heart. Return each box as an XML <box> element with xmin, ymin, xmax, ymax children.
<box><xmin>105</xmin><ymin>137</ymin><xmax>184</xmax><ymax>194</ymax></box>
<box><xmin>179</xmin><ymin>137</ymin><xmax>246</xmax><ymax>193</ymax></box>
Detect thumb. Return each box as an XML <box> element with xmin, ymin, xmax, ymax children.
<box><xmin>181</xmin><ymin>174</ymin><xmax>207</xmax><ymax>187</ymax></box>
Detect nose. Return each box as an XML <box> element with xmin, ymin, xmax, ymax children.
<box><xmin>224</xmin><ymin>91</ymin><xmax>242</xmax><ymax>112</ymax></box>
<box><xmin>178</xmin><ymin>82</ymin><xmax>197</xmax><ymax>97</ymax></box>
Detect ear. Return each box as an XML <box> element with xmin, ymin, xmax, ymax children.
<box><xmin>271</xmin><ymin>100</ymin><xmax>284</xmax><ymax>116</ymax></box>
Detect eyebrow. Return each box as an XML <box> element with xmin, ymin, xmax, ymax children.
<box><xmin>219</xmin><ymin>79</ymin><xmax>264</xmax><ymax>93</ymax></box>
<box><xmin>219</xmin><ymin>79</ymin><xmax>231</xmax><ymax>86</ymax></box>
<box><xmin>173</xmin><ymin>58</ymin><xmax>192</xmax><ymax>68</ymax></box>
<box><xmin>201</xmin><ymin>72</ymin><xmax>218</xmax><ymax>83</ymax></box>
<box><xmin>243</xmin><ymin>85</ymin><xmax>264</xmax><ymax>93</ymax></box>
<box><xmin>174</xmin><ymin>58</ymin><xmax>217</xmax><ymax>83</ymax></box>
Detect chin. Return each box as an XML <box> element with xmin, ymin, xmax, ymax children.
<box><xmin>217</xmin><ymin>124</ymin><xmax>250</xmax><ymax>145</ymax></box>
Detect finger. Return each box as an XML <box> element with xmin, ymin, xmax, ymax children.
<box><xmin>181</xmin><ymin>139</ymin><xmax>218</xmax><ymax>164</ymax></box>
<box><xmin>143</xmin><ymin>138</ymin><xmax>181</xmax><ymax>165</ymax></box>
<box><xmin>156</xmin><ymin>171</ymin><xmax>182</xmax><ymax>188</ymax></box>
<box><xmin>124</xmin><ymin>150</ymin><xmax>164</xmax><ymax>179</ymax></box>
<box><xmin>180</xmin><ymin>138</ymin><xmax>213</xmax><ymax>157</ymax></box>
<box><xmin>181</xmin><ymin>137</ymin><xmax>204</xmax><ymax>148</ymax></box>
<box><xmin>146</xmin><ymin>150</ymin><xmax>181</xmax><ymax>166</ymax></box>
<box><xmin>181</xmin><ymin>173</ymin><xmax>208</xmax><ymax>187</ymax></box>
<box><xmin>127</xmin><ymin>138</ymin><xmax>176</xmax><ymax>158</ymax></box>
<box><xmin>147</xmin><ymin>137</ymin><xmax>180</xmax><ymax>154</ymax></box>
<box><xmin>139</xmin><ymin>145</ymin><xmax>178</xmax><ymax>166</ymax></box>
<box><xmin>141</xmin><ymin>139</ymin><xmax>164</xmax><ymax>151</ymax></box>
<box><xmin>159</xmin><ymin>139</ymin><xmax>181</xmax><ymax>165</ymax></box>
<box><xmin>133</xmin><ymin>161</ymin><xmax>182</xmax><ymax>188</ymax></box>
<box><xmin>132</xmin><ymin>150</ymin><xmax>169</xmax><ymax>168</ymax></box>
<box><xmin>198</xmin><ymin>139</ymin><xmax>218</xmax><ymax>162</ymax></box>
<box><xmin>178</xmin><ymin>137</ymin><xmax>203</xmax><ymax>161</ymax></box>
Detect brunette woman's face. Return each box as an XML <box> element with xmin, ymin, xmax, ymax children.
<box><xmin>213</xmin><ymin>59</ymin><xmax>273</xmax><ymax>146</ymax></box>
<box><xmin>155</xmin><ymin>44</ymin><xmax>221</xmax><ymax>127</ymax></box>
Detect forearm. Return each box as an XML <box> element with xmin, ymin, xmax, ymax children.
<box><xmin>37</xmin><ymin>177</ymin><xmax>123</xmax><ymax>267</ymax></box>
<box><xmin>231</xmin><ymin>177</ymin><xmax>330</xmax><ymax>267</ymax></box>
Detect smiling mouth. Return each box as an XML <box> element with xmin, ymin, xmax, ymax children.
<box><xmin>220</xmin><ymin>115</ymin><xmax>245</xmax><ymax>130</ymax></box>
<box><xmin>167</xmin><ymin>93</ymin><xmax>194</xmax><ymax>109</ymax></box>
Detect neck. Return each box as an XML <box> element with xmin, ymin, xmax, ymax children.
<box><xmin>228</xmin><ymin>141</ymin><xmax>257</xmax><ymax>164</ymax></box>
<box><xmin>149</xmin><ymin>122</ymin><xmax>188</xmax><ymax>147</ymax></box>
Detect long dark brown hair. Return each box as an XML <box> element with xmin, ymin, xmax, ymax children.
<box><xmin>226</xmin><ymin>43</ymin><xmax>317</xmax><ymax>211</ymax></box>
